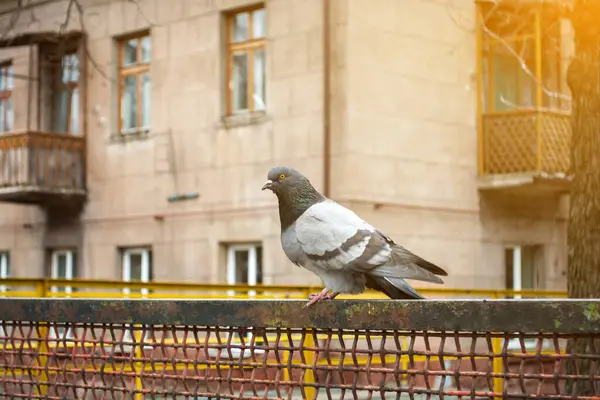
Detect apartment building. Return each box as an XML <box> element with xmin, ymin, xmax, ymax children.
<box><xmin>0</xmin><ymin>0</ymin><xmax>572</xmax><ymax>293</ymax></box>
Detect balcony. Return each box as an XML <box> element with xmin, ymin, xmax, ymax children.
<box><xmin>478</xmin><ymin>110</ymin><xmax>571</xmax><ymax>192</ymax></box>
<box><xmin>0</xmin><ymin>131</ymin><xmax>85</xmax><ymax>205</ymax></box>
<box><xmin>476</xmin><ymin>1</ymin><xmax>572</xmax><ymax>194</ymax></box>
<box><xmin>0</xmin><ymin>31</ymin><xmax>86</xmax><ymax>206</ymax></box>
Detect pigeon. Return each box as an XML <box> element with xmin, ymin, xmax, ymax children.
<box><xmin>262</xmin><ymin>166</ymin><xmax>448</xmax><ymax>307</ymax></box>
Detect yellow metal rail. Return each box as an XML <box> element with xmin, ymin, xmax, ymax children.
<box><xmin>0</xmin><ymin>277</ymin><xmax>567</xmax><ymax>300</ymax></box>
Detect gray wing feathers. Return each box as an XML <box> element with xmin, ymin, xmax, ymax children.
<box><xmin>292</xmin><ymin>199</ymin><xmax>446</xmax><ymax>285</ymax></box>
<box><xmin>294</xmin><ymin>200</ymin><xmax>381</xmax><ymax>269</ymax></box>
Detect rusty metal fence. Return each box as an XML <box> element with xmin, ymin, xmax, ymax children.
<box><xmin>0</xmin><ymin>299</ymin><xmax>599</xmax><ymax>399</ymax></box>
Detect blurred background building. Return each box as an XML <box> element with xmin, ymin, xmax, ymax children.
<box><xmin>0</xmin><ymin>0</ymin><xmax>572</xmax><ymax>292</ymax></box>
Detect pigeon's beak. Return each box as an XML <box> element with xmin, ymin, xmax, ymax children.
<box><xmin>261</xmin><ymin>180</ymin><xmax>273</xmax><ymax>191</ymax></box>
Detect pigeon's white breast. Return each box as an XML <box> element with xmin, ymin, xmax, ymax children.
<box><xmin>280</xmin><ymin>224</ymin><xmax>303</xmax><ymax>266</ymax></box>
<box><xmin>294</xmin><ymin>200</ymin><xmax>374</xmax><ymax>256</ymax></box>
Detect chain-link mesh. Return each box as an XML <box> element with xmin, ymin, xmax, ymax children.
<box><xmin>0</xmin><ymin>299</ymin><xmax>598</xmax><ymax>399</ymax></box>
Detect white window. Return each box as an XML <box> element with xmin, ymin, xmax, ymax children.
<box><xmin>121</xmin><ymin>247</ymin><xmax>152</xmax><ymax>344</ymax></box>
<box><xmin>227</xmin><ymin>244</ymin><xmax>263</xmax><ymax>297</ymax></box>
<box><xmin>504</xmin><ymin>245</ymin><xmax>542</xmax><ymax>298</ymax></box>
<box><xmin>225</xmin><ymin>244</ymin><xmax>264</xmax><ymax>352</ymax></box>
<box><xmin>0</xmin><ymin>251</ymin><xmax>9</xmax><ymax>293</ymax></box>
<box><xmin>49</xmin><ymin>249</ymin><xmax>76</xmax><ymax>340</ymax></box>
<box><xmin>504</xmin><ymin>245</ymin><xmax>546</xmax><ymax>350</ymax></box>
<box><xmin>50</xmin><ymin>249</ymin><xmax>76</xmax><ymax>295</ymax></box>
<box><xmin>0</xmin><ymin>252</ymin><xmax>10</xmax><ymax>338</ymax></box>
<box><xmin>122</xmin><ymin>247</ymin><xmax>152</xmax><ymax>297</ymax></box>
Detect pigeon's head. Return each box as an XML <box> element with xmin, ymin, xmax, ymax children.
<box><xmin>261</xmin><ymin>166</ymin><xmax>309</xmax><ymax>195</ymax></box>
<box><xmin>262</xmin><ymin>166</ymin><xmax>325</xmax><ymax>227</ymax></box>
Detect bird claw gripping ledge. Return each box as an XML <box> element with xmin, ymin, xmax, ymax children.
<box><xmin>304</xmin><ymin>288</ymin><xmax>340</xmax><ymax>307</ymax></box>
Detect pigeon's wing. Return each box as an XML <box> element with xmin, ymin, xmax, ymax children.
<box><xmin>293</xmin><ymin>200</ymin><xmax>389</xmax><ymax>271</ymax></box>
<box><xmin>295</xmin><ymin>200</ymin><xmax>446</xmax><ymax>284</ymax></box>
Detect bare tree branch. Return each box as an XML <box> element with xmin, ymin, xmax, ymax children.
<box><xmin>27</xmin><ymin>2</ymin><xmax>39</xmax><ymax>26</ymax></box>
<box><xmin>128</xmin><ymin>0</ymin><xmax>154</xmax><ymax>26</ymax></box>
<box><xmin>480</xmin><ymin>21</ymin><xmax>572</xmax><ymax>104</ymax></box>
<box><xmin>72</xmin><ymin>0</ymin><xmax>110</xmax><ymax>82</ymax></box>
<box><xmin>59</xmin><ymin>0</ymin><xmax>76</xmax><ymax>33</ymax></box>
<box><xmin>438</xmin><ymin>0</ymin><xmax>572</xmax><ymax>110</ymax></box>
<box><xmin>1</xmin><ymin>0</ymin><xmax>25</xmax><ymax>40</ymax></box>
<box><xmin>0</xmin><ymin>0</ymin><xmax>157</xmax><ymax>84</ymax></box>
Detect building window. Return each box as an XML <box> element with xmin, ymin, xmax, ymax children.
<box><xmin>504</xmin><ymin>245</ymin><xmax>543</xmax><ymax>298</ymax></box>
<box><xmin>0</xmin><ymin>251</ymin><xmax>9</xmax><ymax>294</ymax></box>
<box><xmin>0</xmin><ymin>251</ymin><xmax>9</xmax><ymax>338</ymax></box>
<box><xmin>227</xmin><ymin>243</ymin><xmax>263</xmax><ymax>296</ymax></box>
<box><xmin>49</xmin><ymin>249</ymin><xmax>77</xmax><ymax>295</ymax></box>
<box><xmin>226</xmin><ymin>243</ymin><xmax>263</xmax><ymax>348</ymax></box>
<box><xmin>118</xmin><ymin>33</ymin><xmax>151</xmax><ymax>134</ymax></box>
<box><xmin>48</xmin><ymin>249</ymin><xmax>76</xmax><ymax>339</ymax></box>
<box><xmin>0</xmin><ymin>62</ymin><xmax>13</xmax><ymax>133</ymax></box>
<box><xmin>121</xmin><ymin>247</ymin><xmax>152</xmax><ymax>296</ymax></box>
<box><xmin>479</xmin><ymin>6</ymin><xmax>565</xmax><ymax>112</ymax></box>
<box><xmin>505</xmin><ymin>245</ymin><xmax>547</xmax><ymax>350</ymax></box>
<box><xmin>121</xmin><ymin>247</ymin><xmax>152</xmax><ymax>343</ymax></box>
<box><xmin>226</xmin><ymin>6</ymin><xmax>266</xmax><ymax>115</ymax></box>
<box><xmin>52</xmin><ymin>53</ymin><xmax>80</xmax><ymax>135</ymax></box>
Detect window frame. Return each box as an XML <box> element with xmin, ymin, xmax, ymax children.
<box><xmin>121</xmin><ymin>247</ymin><xmax>152</xmax><ymax>344</ymax></box>
<box><xmin>226</xmin><ymin>243</ymin><xmax>262</xmax><ymax>297</ymax></box>
<box><xmin>504</xmin><ymin>244</ymin><xmax>549</xmax><ymax>350</ymax></box>
<box><xmin>49</xmin><ymin>249</ymin><xmax>76</xmax><ymax>295</ymax></box>
<box><xmin>52</xmin><ymin>52</ymin><xmax>80</xmax><ymax>135</ymax></box>
<box><xmin>0</xmin><ymin>62</ymin><xmax>13</xmax><ymax>133</ymax></box>
<box><xmin>225</xmin><ymin>243</ymin><xmax>264</xmax><ymax>347</ymax></box>
<box><xmin>504</xmin><ymin>244</ymin><xmax>545</xmax><ymax>298</ymax></box>
<box><xmin>479</xmin><ymin>8</ymin><xmax>565</xmax><ymax>113</ymax></box>
<box><xmin>48</xmin><ymin>249</ymin><xmax>76</xmax><ymax>339</ymax></box>
<box><xmin>225</xmin><ymin>5</ymin><xmax>267</xmax><ymax>115</ymax></box>
<box><xmin>0</xmin><ymin>251</ymin><xmax>9</xmax><ymax>337</ymax></box>
<box><xmin>121</xmin><ymin>247</ymin><xmax>152</xmax><ymax>297</ymax></box>
<box><xmin>0</xmin><ymin>251</ymin><xmax>9</xmax><ymax>293</ymax></box>
<box><xmin>117</xmin><ymin>32</ymin><xmax>151</xmax><ymax>135</ymax></box>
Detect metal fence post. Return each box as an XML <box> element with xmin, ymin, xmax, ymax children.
<box><xmin>282</xmin><ymin>341</ymin><xmax>291</xmax><ymax>385</ymax></box>
<box><xmin>302</xmin><ymin>329</ymin><xmax>316</xmax><ymax>399</ymax></box>
<box><xmin>299</xmin><ymin>289</ymin><xmax>317</xmax><ymax>398</ymax></box>
<box><xmin>34</xmin><ymin>280</ymin><xmax>49</xmax><ymax>397</ymax></box>
<box><xmin>134</xmin><ymin>325</ymin><xmax>144</xmax><ymax>400</ymax></box>
<box><xmin>491</xmin><ymin>292</ymin><xmax>503</xmax><ymax>400</ymax></box>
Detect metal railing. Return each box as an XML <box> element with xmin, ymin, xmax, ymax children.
<box><xmin>0</xmin><ymin>277</ymin><xmax>568</xmax><ymax>300</ymax></box>
<box><xmin>481</xmin><ymin>110</ymin><xmax>571</xmax><ymax>176</ymax></box>
<box><xmin>0</xmin><ymin>298</ymin><xmax>598</xmax><ymax>399</ymax></box>
<box><xmin>0</xmin><ymin>131</ymin><xmax>86</xmax><ymax>194</ymax></box>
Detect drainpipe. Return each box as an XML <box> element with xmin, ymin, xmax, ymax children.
<box><xmin>27</xmin><ymin>44</ymin><xmax>33</xmax><ymax>132</ymax></box>
<box><xmin>322</xmin><ymin>0</ymin><xmax>331</xmax><ymax>197</ymax></box>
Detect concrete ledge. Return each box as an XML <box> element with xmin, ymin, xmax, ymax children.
<box><xmin>477</xmin><ymin>172</ymin><xmax>571</xmax><ymax>194</ymax></box>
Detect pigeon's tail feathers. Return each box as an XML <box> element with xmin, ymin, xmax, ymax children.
<box><xmin>391</xmin><ymin>244</ymin><xmax>448</xmax><ymax>276</ymax></box>
<box><xmin>366</xmin><ymin>275</ymin><xmax>425</xmax><ymax>300</ymax></box>
<box><xmin>372</xmin><ymin>263</ymin><xmax>444</xmax><ymax>284</ymax></box>
<box><xmin>370</xmin><ymin>247</ymin><xmax>446</xmax><ymax>285</ymax></box>
<box><xmin>368</xmin><ymin>244</ymin><xmax>447</xmax><ymax>284</ymax></box>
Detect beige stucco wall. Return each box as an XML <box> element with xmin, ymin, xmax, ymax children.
<box><xmin>0</xmin><ymin>0</ymin><xmax>568</xmax><ymax>293</ymax></box>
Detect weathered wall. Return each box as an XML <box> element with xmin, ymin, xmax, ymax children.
<box><xmin>0</xmin><ymin>0</ymin><xmax>568</xmax><ymax>293</ymax></box>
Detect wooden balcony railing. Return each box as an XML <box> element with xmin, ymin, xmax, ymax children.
<box><xmin>0</xmin><ymin>131</ymin><xmax>86</xmax><ymax>204</ymax></box>
<box><xmin>481</xmin><ymin>110</ymin><xmax>571</xmax><ymax>176</ymax></box>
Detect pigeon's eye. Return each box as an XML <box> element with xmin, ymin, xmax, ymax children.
<box><xmin>279</xmin><ymin>173</ymin><xmax>286</xmax><ymax>180</ymax></box>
